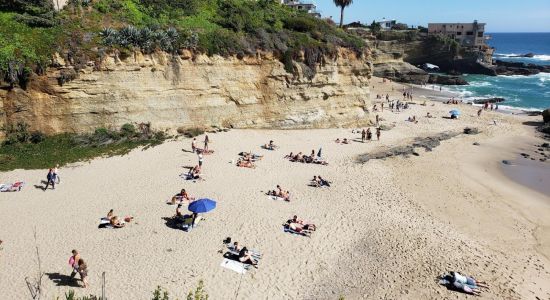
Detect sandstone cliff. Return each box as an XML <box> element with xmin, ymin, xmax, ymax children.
<box><xmin>0</xmin><ymin>49</ymin><xmax>372</xmax><ymax>137</ymax></box>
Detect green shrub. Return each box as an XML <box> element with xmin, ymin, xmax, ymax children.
<box><xmin>121</xmin><ymin>123</ymin><xmax>136</xmax><ymax>137</ymax></box>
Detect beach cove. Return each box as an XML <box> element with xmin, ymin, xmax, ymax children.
<box><xmin>1</xmin><ymin>79</ymin><xmax>549</xmax><ymax>299</ymax></box>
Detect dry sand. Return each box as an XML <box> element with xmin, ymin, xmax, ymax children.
<box><xmin>1</xmin><ymin>78</ymin><xmax>549</xmax><ymax>299</ymax></box>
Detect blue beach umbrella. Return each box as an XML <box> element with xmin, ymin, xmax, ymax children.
<box><xmin>449</xmin><ymin>109</ymin><xmax>461</xmax><ymax>116</ymax></box>
<box><xmin>188</xmin><ymin>198</ymin><xmax>217</xmax><ymax>213</ymax></box>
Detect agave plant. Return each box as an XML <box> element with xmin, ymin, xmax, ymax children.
<box><xmin>119</xmin><ymin>25</ymin><xmax>140</xmax><ymax>48</ymax></box>
<box><xmin>183</xmin><ymin>31</ymin><xmax>199</xmax><ymax>50</ymax></box>
<box><xmin>100</xmin><ymin>27</ymin><xmax>118</xmax><ymax>46</ymax></box>
<box><xmin>164</xmin><ymin>27</ymin><xmax>180</xmax><ymax>52</ymax></box>
<box><xmin>139</xmin><ymin>27</ymin><xmax>155</xmax><ymax>53</ymax></box>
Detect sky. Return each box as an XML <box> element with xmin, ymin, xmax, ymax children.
<box><xmin>315</xmin><ymin>0</ymin><xmax>550</xmax><ymax>32</ymax></box>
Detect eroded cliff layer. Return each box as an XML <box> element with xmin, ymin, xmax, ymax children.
<box><xmin>0</xmin><ymin>49</ymin><xmax>372</xmax><ymax>136</ymax></box>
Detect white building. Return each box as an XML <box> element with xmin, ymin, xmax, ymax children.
<box><xmin>376</xmin><ymin>18</ymin><xmax>397</xmax><ymax>30</ymax></box>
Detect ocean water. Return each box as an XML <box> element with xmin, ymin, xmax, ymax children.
<box><xmin>447</xmin><ymin>33</ymin><xmax>550</xmax><ymax>110</ymax></box>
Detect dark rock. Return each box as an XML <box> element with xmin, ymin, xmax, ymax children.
<box><xmin>373</xmin><ymin>62</ymin><xmax>429</xmax><ymax>84</ymax></box>
<box><xmin>502</xmin><ymin>160</ymin><xmax>513</xmax><ymax>165</ymax></box>
<box><xmin>495</xmin><ymin>60</ymin><xmax>550</xmax><ymax>76</ymax></box>
<box><xmin>472</xmin><ymin>98</ymin><xmax>505</xmax><ymax>104</ymax></box>
<box><xmin>521</xmin><ymin>153</ymin><xmax>529</xmax><ymax>157</ymax></box>
<box><xmin>473</xmin><ymin>142</ymin><xmax>480</xmax><ymax>146</ymax></box>
<box><xmin>463</xmin><ymin>127</ymin><xmax>479</xmax><ymax>135</ymax></box>
<box><xmin>540</xmin><ymin>158</ymin><xmax>547</xmax><ymax>162</ymax></box>
<box><xmin>538</xmin><ymin>123</ymin><xmax>550</xmax><ymax>134</ymax></box>
<box><xmin>542</xmin><ymin>143</ymin><xmax>549</xmax><ymax>148</ymax></box>
<box><xmin>543</xmin><ymin>108</ymin><xmax>550</xmax><ymax>123</ymax></box>
<box><xmin>428</xmin><ymin>74</ymin><xmax>468</xmax><ymax>85</ymax></box>
<box><xmin>357</xmin><ymin>131</ymin><xmax>461</xmax><ymax>162</ymax></box>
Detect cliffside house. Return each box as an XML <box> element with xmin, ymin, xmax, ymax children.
<box><xmin>280</xmin><ymin>0</ymin><xmax>321</xmax><ymax>18</ymax></box>
<box><xmin>376</xmin><ymin>18</ymin><xmax>397</xmax><ymax>31</ymax></box>
<box><xmin>428</xmin><ymin>21</ymin><xmax>487</xmax><ymax>50</ymax></box>
<box><xmin>428</xmin><ymin>21</ymin><xmax>494</xmax><ymax>64</ymax></box>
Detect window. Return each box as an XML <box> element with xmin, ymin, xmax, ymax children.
<box><xmin>477</xmin><ymin>32</ymin><xmax>483</xmax><ymax>37</ymax></box>
<box><xmin>456</xmin><ymin>31</ymin><xmax>462</xmax><ymax>36</ymax></box>
<box><xmin>466</xmin><ymin>31</ymin><xmax>473</xmax><ymax>35</ymax></box>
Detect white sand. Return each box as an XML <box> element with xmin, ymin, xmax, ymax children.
<box><xmin>1</xmin><ymin>78</ymin><xmax>549</xmax><ymax>299</ymax></box>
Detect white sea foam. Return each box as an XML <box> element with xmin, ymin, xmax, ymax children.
<box><xmin>533</xmin><ymin>55</ymin><xmax>550</xmax><ymax>61</ymax></box>
<box><xmin>469</xmin><ymin>81</ymin><xmax>492</xmax><ymax>87</ymax></box>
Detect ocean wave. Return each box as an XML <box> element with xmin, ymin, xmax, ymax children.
<box><xmin>533</xmin><ymin>55</ymin><xmax>550</xmax><ymax>61</ymax></box>
<box><xmin>469</xmin><ymin>81</ymin><xmax>492</xmax><ymax>87</ymax></box>
<box><xmin>494</xmin><ymin>53</ymin><xmax>520</xmax><ymax>57</ymax></box>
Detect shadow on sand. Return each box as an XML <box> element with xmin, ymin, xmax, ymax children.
<box><xmin>45</xmin><ymin>272</ymin><xmax>81</xmax><ymax>287</ymax></box>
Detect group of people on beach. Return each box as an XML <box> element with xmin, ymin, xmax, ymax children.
<box><xmin>361</xmin><ymin>128</ymin><xmax>381</xmax><ymax>142</ymax></box>
<box><xmin>267</xmin><ymin>185</ymin><xmax>291</xmax><ymax>201</ymax></box>
<box><xmin>285</xmin><ymin>149</ymin><xmax>326</xmax><ymax>165</ymax></box>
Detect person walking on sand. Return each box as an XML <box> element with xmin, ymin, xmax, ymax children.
<box><xmin>191</xmin><ymin>138</ymin><xmax>197</xmax><ymax>153</ymax></box>
<box><xmin>376</xmin><ymin>114</ymin><xmax>380</xmax><ymax>127</ymax></box>
<box><xmin>198</xmin><ymin>152</ymin><xmax>204</xmax><ymax>167</ymax></box>
<box><xmin>69</xmin><ymin>250</ymin><xmax>81</xmax><ymax>279</ymax></box>
<box><xmin>361</xmin><ymin>129</ymin><xmax>366</xmax><ymax>143</ymax></box>
<box><xmin>44</xmin><ymin>169</ymin><xmax>55</xmax><ymax>190</ymax></box>
<box><xmin>77</xmin><ymin>259</ymin><xmax>89</xmax><ymax>288</ymax></box>
<box><xmin>204</xmin><ymin>135</ymin><xmax>209</xmax><ymax>151</ymax></box>
<box><xmin>376</xmin><ymin>128</ymin><xmax>381</xmax><ymax>141</ymax></box>
<box><xmin>477</xmin><ymin>108</ymin><xmax>482</xmax><ymax>117</ymax></box>
<box><xmin>53</xmin><ymin>164</ymin><xmax>60</xmax><ymax>184</ymax></box>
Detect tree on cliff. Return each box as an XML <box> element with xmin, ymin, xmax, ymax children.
<box><xmin>333</xmin><ymin>0</ymin><xmax>353</xmax><ymax>28</ymax></box>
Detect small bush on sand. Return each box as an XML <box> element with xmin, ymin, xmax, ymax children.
<box><xmin>179</xmin><ymin>127</ymin><xmax>205</xmax><ymax>138</ymax></box>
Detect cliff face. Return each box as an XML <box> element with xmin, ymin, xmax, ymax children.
<box><xmin>0</xmin><ymin>49</ymin><xmax>372</xmax><ymax>137</ymax></box>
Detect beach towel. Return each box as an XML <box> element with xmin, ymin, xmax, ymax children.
<box><xmin>268</xmin><ymin>195</ymin><xmax>288</xmax><ymax>201</ymax></box>
<box><xmin>220</xmin><ymin>258</ymin><xmax>249</xmax><ymax>274</ymax></box>
<box><xmin>283</xmin><ymin>225</ymin><xmax>311</xmax><ymax>237</ymax></box>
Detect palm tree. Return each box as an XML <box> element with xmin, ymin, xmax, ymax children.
<box><xmin>333</xmin><ymin>0</ymin><xmax>353</xmax><ymax>28</ymax></box>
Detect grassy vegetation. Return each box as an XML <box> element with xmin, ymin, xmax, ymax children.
<box><xmin>0</xmin><ymin>0</ymin><xmax>366</xmax><ymax>87</ymax></box>
<box><xmin>0</xmin><ymin>123</ymin><xmax>165</xmax><ymax>171</ymax></box>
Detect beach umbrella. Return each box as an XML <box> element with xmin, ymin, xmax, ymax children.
<box><xmin>449</xmin><ymin>109</ymin><xmax>461</xmax><ymax>116</ymax></box>
<box><xmin>188</xmin><ymin>198</ymin><xmax>217</xmax><ymax>213</ymax></box>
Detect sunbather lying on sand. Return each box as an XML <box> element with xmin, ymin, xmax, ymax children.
<box><xmin>284</xmin><ymin>222</ymin><xmax>313</xmax><ymax>237</ymax></box>
<box><xmin>286</xmin><ymin>151</ymin><xmax>328</xmax><ymax>165</ymax></box>
<box><xmin>290</xmin><ymin>215</ymin><xmax>316</xmax><ymax>231</ymax></box>
<box><xmin>450</xmin><ymin>271</ymin><xmax>489</xmax><ymax>288</ymax></box>
<box><xmin>439</xmin><ymin>272</ymin><xmax>488</xmax><ymax>296</ymax></box>
<box><xmin>110</xmin><ymin>216</ymin><xmax>125</xmax><ymax>228</ymax></box>
<box><xmin>187</xmin><ymin>165</ymin><xmax>201</xmax><ymax>179</ymax></box>
<box><xmin>267</xmin><ymin>185</ymin><xmax>290</xmax><ymax>201</ymax></box>
<box><xmin>239</xmin><ymin>152</ymin><xmax>263</xmax><ymax>161</ymax></box>
<box><xmin>237</xmin><ymin>158</ymin><xmax>255</xmax><ymax>168</ymax></box>
<box><xmin>238</xmin><ymin>247</ymin><xmax>258</xmax><ymax>268</ymax></box>
<box><xmin>262</xmin><ymin>140</ymin><xmax>277</xmax><ymax>150</ymax></box>
<box><xmin>311</xmin><ymin>176</ymin><xmax>331</xmax><ymax>187</ymax></box>
<box><xmin>170</xmin><ymin>189</ymin><xmax>194</xmax><ymax>204</ymax></box>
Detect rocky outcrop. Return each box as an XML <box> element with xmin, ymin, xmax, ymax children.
<box><xmin>373</xmin><ymin>62</ymin><xmax>428</xmax><ymax>84</ymax></box>
<box><xmin>472</xmin><ymin>98</ymin><xmax>505</xmax><ymax>104</ymax></box>
<box><xmin>428</xmin><ymin>74</ymin><xmax>468</xmax><ymax>85</ymax></box>
<box><xmin>543</xmin><ymin>108</ymin><xmax>550</xmax><ymax>123</ymax></box>
<box><xmin>495</xmin><ymin>60</ymin><xmax>550</xmax><ymax>76</ymax></box>
<box><xmin>0</xmin><ymin>49</ymin><xmax>372</xmax><ymax>137</ymax></box>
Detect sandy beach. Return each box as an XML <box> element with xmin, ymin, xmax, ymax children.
<box><xmin>1</xmin><ymin>78</ymin><xmax>549</xmax><ymax>299</ymax></box>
